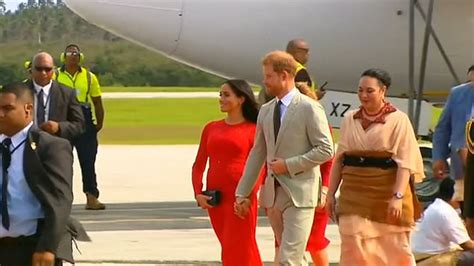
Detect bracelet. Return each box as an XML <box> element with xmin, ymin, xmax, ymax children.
<box><xmin>321</xmin><ymin>187</ymin><xmax>329</xmax><ymax>195</ymax></box>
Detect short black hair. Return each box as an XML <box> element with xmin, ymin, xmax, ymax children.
<box><xmin>468</xmin><ymin>65</ymin><xmax>474</xmax><ymax>74</ymax></box>
<box><xmin>361</xmin><ymin>68</ymin><xmax>392</xmax><ymax>89</ymax></box>
<box><xmin>0</xmin><ymin>83</ymin><xmax>34</xmax><ymax>103</ymax></box>
<box><xmin>438</xmin><ymin>178</ymin><xmax>455</xmax><ymax>201</ymax></box>
<box><xmin>65</xmin><ymin>43</ymin><xmax>81</xmax><ymax>52</ymax></box>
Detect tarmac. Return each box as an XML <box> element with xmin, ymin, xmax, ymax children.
<box><xmin>68</xmin><ymin>145</ymin><xmax>342</xmax><ymax>265</ymax></box>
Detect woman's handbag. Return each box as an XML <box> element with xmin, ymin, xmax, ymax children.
<box><xmin>202</xmin><ymin>190</ymin><xmax>221</xmax><ymax>206</ymax></box>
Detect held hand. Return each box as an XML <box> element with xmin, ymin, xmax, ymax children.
<box><xmin>39</xmin><ymin>121</ymin><xmax>59</xmax><ymax>134</ymax></box>
<box><xmin>316</xmin><ymin>193</ymin><xmax>327</xmax><ymax>212</ymax></box>
<box><xmin>234</xmin><ymin>197</ymin><xmax>251</xmax><ymax>219</ymax></box>
<box><xmin>269</xmin><ymin>158</ymin><xmax>288</xmax><ymax>175</ymax></box>
<box><xmin>195</xmin><ymin>194</ymin><xmax>213</xmax><ymax>209</ymax></box>
<box><xmin>432</xmin><ymin>160</ymin><xmax>448</xmax><ymax>179</ymax></box>
<box><xmin>32</xmin><ymin>251</ymin><xmax>55</xmax><ymax>266</ymax></box>
<box><xmin>325</xmin><ymin>194</ymin><xmax>338</xmax><ymax>223</ymax></box>
<box><xmin>387</xmin><ymin>198</ymin><xmax>403</xmax><ymax>223</ymax></box>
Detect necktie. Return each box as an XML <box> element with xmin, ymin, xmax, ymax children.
<box><xmin>37</xmin><ymin>89</ymin><xmax>45</xmax><ymax>125</ymax></box>
<box><xmin>273</xmin><ymin>100</ymin><xmax>282</xmax><ymax>142</ymax></box>
<box><xmin>1</xmin><ymin>138</ymin><xmax>11</xmax><ymax>230</ymax></box>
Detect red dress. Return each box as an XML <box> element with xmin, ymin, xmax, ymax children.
<box><xmin>306</xmin><ymin>126</ymin><xmax>334</xmax><ymax>252</ymax></box>
<box><xmin>306</xmin><ymin>157</ymin><xmax>332</xmax><ymax>252</ymax></box>
<box><xmin>192</xmin><ymin>120</ymin><xmax>263</xmax><ymax>266</ymax></box>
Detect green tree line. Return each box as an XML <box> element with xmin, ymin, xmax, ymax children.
<box><xmin>0</xmin><ymin>1</ymin><xmax>223</xmax><ymax>86</ymax></box>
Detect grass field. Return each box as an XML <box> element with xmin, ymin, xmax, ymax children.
<box><xmin>100</xmin><ymin>98</ymin><xmax>224</xmax><ymax>144</ymax></box>
<box><xmin>102</xmin><ymin>86</ymin><xmax>261</xmax><ymax>93</ymax></box>
<box><xmin>99</xmin><ymin>97</ymin><xmax>341</xmax><ymax>144</ymax></box>
<box><xmin>102</xmin><ymin>86</ymin><xmax>221</xmax><ymax>93</ymax></box>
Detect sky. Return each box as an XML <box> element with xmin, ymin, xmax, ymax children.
<box><xmin>4</xmin><ymin>1</ymin><xmax>25</xmax><ymax>11</ymax></box>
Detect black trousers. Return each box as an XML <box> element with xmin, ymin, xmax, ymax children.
<box><xmin>0</xmin><ymin>235</ymin><xmax>63</xmax><ymax>266</ymax></box>
<box><xmin>73</xmin><ymin>106</ymin><xmax>100</xmax><ymax>198</ymax></box>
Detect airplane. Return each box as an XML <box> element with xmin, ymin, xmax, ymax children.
<box><xmin>63</xmin><ymin>0</ymin><xmax>473</xmax><ymax>137</ymax></box>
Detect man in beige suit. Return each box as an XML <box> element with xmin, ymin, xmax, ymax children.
<box><xmin>235</xmin><ymin>51</ymin><xmax>334</xmax><ymax>265</ymax></box>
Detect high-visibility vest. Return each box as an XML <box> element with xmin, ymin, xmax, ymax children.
<box><xmin>295</xmin><ymin>61</ymin><xmax>318</xmax><ymax>90</ymax></box>
<box><xmin>55</xmin><ymin>66</ymin><xmax>95</xmax><ymax>104</ymax></box>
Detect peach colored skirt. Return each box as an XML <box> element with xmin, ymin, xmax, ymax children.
<box><xmin>339</xmin><ymin>215</ymin><xmax>416</xmax><ymax>266</ymax></box>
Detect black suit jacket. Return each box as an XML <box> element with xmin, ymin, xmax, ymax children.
<box><xmin>24</xmin><ymin>126</ymin><xmax>86</xmax><ymax>262</ymax></box>
<box><xmin>26</xmin><ymin>80</ymin><xmax>85</xmax><ymax>140</ymax></box>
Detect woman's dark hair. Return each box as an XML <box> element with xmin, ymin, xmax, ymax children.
<box><xmin>224</xmin><ymin>79</ymin><xmax>259</xmax><ymax>123</ymax></box>
<box><xmin>361</xmin><ymin>68</ymin><xmax>392</xmax><ymax>89</ymax></box>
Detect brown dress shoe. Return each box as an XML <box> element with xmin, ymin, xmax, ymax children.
<box><xmin>85</xmin><ymin>193</ymin><xmax>106</xmax><ymax>210</ymax></box>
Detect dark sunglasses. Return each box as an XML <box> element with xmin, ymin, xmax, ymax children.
<box><xmin>34</xmin><ymin>66</ymin><xmax>54</xmax><ymax>72</ymax></box>
<box><xmin>296</xmin><ymin>47</ymin><xmax>309</xmax><ymax>52</ymax></box>
<box><xmin>65</xmin><ymin>51</ymin><xmax>80</xmax><ymax>57</ymax></box>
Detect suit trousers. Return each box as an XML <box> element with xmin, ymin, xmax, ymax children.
<box><xmin>0</xmin><ymin>234</ymin><xmax>63</xmax><ymax>266</ymax></box>
<box><xmin>73</xmin><ymin>106</ymin><xmax>99</xmax><ymax>197</ymax></box>
<box><xmin>266</xmin><ymin>186</ymin><xmax>315</xmax><ymax>266</ymax></box>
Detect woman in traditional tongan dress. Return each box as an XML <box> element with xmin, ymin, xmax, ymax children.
<box><xmin>463</xmin><ymin>118</ymin><xmax>474</xmax><ymax>237</ymax></box>
<box><xmin>326</xmin><ymin>68</ymin><xmax>424</xmax><ymax>265</ymax></box>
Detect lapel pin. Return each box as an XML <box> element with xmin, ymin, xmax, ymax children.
<box><xmin>31</xmin><ymin>142</ymin><xmax>37</xmax><ymax>151</ymax></box>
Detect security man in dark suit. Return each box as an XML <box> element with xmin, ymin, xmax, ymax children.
<box><xmin>25</xmin><ymin>52</ymin><xmax>85</xmax><ymax>141</ymax></box>
<box><xmin>0</xmin><ymin>83</ymin><xmax>86</xmax><ymax>265</ymax></box>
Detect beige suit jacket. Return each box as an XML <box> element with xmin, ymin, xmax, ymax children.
<box><xmin>236</xmin><ymin>90</ymin><xmax>334</xmax><ymax>208</ymax></box>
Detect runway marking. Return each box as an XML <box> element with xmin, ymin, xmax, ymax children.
<box><xmin>190</xmin><ymin>216</ymin><xmax>269</xmax><ymax>220</ymax></box>
<box><xmin>74</xmin><ymin>206</ymin><xmax>200</xmax><ymax>212</ymax></box>
<box><xmin>189</xmin><ymin>217</ymin><xmax>209</xmax><ymax>220</ymax></box>
<box><xmin>80</xmin><ymin>218</ymin><xmax>198</xmax><ymax>224</ymax></box>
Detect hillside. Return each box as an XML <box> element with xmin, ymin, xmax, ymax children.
<box><xmin>0</xmin><ymin>2</ymin><xmax>223</xmax><ymax>86</ymax></box>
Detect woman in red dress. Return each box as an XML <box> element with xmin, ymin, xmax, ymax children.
<box><xmin>192</xmin><ymin>79</ymin><xmax>263</xmax><ymax>266</ymax></box>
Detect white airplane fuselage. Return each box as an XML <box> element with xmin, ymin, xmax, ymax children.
<box><xmin>63</xmin><ymin>0</ymin><xmax>473</xmax><ymax>135</ymax></box>
<box><xmin>64</xmin><ymin>0</ymin><xmax>473</xmax><ymax>94</ymax></box>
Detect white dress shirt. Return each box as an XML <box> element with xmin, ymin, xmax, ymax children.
<box><xmin>0</xmin><ymin>122</ymin><xmax>44</xmax><ymax>237</ymax></box>
<box><xmin>276</xmin><ymin>88</ymin><xmax>297</xmax><ymax>121</ymax></box>
<box><xmin>33</xmin><ymin>80</ymin><xmax>52</xmax><ymax>125</ymax></box>
<box><xmin>412</xmin><ymin>198</ymin><xmax>470</xmax><ymax>254</ymax></box>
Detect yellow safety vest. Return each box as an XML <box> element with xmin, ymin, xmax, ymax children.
<box><xmin>55</xmin><ymin>66</ymin><xmax>99</xmax><ymax>104</ymax></box>
<box><xmin>295</xmin><ymin>61</ymin><xmax>318</xmax><ymax>90</ymax></box>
